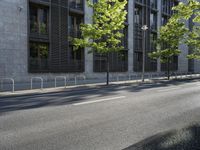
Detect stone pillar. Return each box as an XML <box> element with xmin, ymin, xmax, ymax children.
<box><xmin>0</xmin><ymin>0</ymin><xmax>28</xmax><ymax>80</ymax></box>
<box><xmin>157</xmin><ymin>0</ymin><xmax>162</xmax><ymax>72</ymax></box>
<box><xmin>178</xmin><ymin>44</ymin><xmax>189</xmax><ymax>72</ymax></box>
<box><xmin>84</xmin><ymin>2</ymin><xmax>93</xmax><ymax>76</ymax></box>
<box><xmin>128</xmin><ymin>0</ymin><xmax>134</xmax><ymax>73</ymax></box>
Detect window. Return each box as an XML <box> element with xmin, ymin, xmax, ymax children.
<box><xmin>68</xmin><ymin>15</ymin><xmax>83</xmax><ymax>38</ymax></box>
<box><xmin>162</xmin><ymin>16</ymin><xmax>168</xmax><ymax>25</ymax></box>
<box><xmin>121</xmin><ymin>27</ymin><xmax>128</xmax><ymax>49</ymax></box>
<box><xmin>30</xmin><ymin>4</ymin><xmax>49</xmax><ymax>35</ymax></box>
<box><xmin>150</xmin><ymin>11</ymin><xmax>157</xmax><ymax>30</ymax></box>
<box><xmin>69</xmin><ymin>46</ymin><xmax>84</xmax><ymax>61</ymax></box>
<box><xmin>150</xmin><ymin>33</ymin><xmax>157</xmax><ymax>51</ymax></box>
<box><xmin>134</xmin><ymin>6</ymin><xmax>142</xmax><ymax>25</ymax></box>
<box><xmin>150</xmin><ymin>0</ymin><xmax>157</xmax><ymax>9</ymax></box>
<box><xmin>135</xmin><ymin>0</ymin><xmax>143</xmax><ymax>4</ymax></box>
<box><xmin>29</xmin><ymin>42</ymin><xmax>49</xmax><ymax>72</ymax></box>
<box><xmin>69</xmin><ymin>0</ymin><xmax>83</xmax><ymax>10</ymax></box>
<box><xmin>134</xmin><ymin>52</ymin><xmax>143</xmax><ymax>72</ymax></box>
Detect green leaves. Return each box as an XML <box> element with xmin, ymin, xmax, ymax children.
<box><xmin>171</xmin><ymin>0</ymin><xmax>200</xmax><ymax>60</ymax></box>
<box><xmin>73</xmin><ymin>0</ymin><xmax>127</xmax><ymax>54</ymax></box>
<box><xmin>150</xmin><ymin>0</ymin><xmax>200</xmax><ymax>62</ymax></box>
<box><xmin>149</xmin><ymin>18</ymin><xmax>185</xmax><ymax>63</ymax></box>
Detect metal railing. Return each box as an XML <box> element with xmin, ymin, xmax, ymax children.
<box><xmin>1</xmin><ymin>72</ymin><xmax>200</xmax><ymax>93</ymax></box>
<box><xmin>0</xmin><ymin>78</ymin><xmax>15</xmax><ymax>92</ymax></box>
<box><xmin>74</xmin><ymin>75</ymin><xmax>86</xmax><ymax>85</ymax></box>
<box><xmin>31</xmin><ymin>77</ymin><xmax>43</xmax><ymax>90</ymax></box>
<box><xmin>55</xmin><ymin>76</ymin><xmax>67</xmax><ymax>88</ymax></box>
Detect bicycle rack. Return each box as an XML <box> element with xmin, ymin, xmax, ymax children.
<box><xmin>0</xmin><ymin>78</ymin><xmax>15</xmax><ymax>93</ymax></box>
<box><xmin>31</xmin><ymin>77</ymin><xmax>43</xmax><ymax>90</ymax></box>
<box><xmin>55</xmin><ymin>76</ymin><xmax>67</xmax><ymax>88</ymax></box>
<box><xmin>116</xmin><ymin>75</ymin><xmax>119</xmax><ymax>82</ymax></box>
<box><xmin>74</xmin><ymin>75</ymin><xmax>86</xmax><ymax>85</ymax></box>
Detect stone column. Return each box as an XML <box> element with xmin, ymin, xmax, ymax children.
<box><xmin>128</xmin><ymin>0</ymin><xmax>134</xmax><ymax>73</ymax></box>
<box><xmin>157</xmin><ymin>0</ymin><xmax>162</xmax><ymax>72</ymax></box>
<box><xmin>84</xmin><ymin>2</ymin><xmax>93</xmax><ymax>77</ymax></box>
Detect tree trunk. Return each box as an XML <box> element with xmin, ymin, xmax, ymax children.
<box><xmin>167</xmin><ymin>58</ymin><xmax>170</xmax><ymax>80</ymax></box>
<box><xmin>106</xmin><ymin>53</ymin><xmax>110</xmax><ymax>85</ymax></box>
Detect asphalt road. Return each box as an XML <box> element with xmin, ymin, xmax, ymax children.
<box><xmin>1</xmin><ymin>79</ymin><xmax>200</xmax><ymax>150</ymax></box>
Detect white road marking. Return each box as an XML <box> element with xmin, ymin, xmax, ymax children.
<box><xmin>73</xmin><ymin>96</ymin><xmax>126</xmax><ymax>106</ymax></box>
<box><xmin>157</xmin><ymin>87</ymin><xmax>181</xmax><ymax>92</ymax></box>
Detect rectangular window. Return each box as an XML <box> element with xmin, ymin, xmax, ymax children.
<box><xmin>134</xmin><ymin>6</ymin><xmax>142</xmax><ymax>26</ymax></box>
<box><xmin>69</xmin><ymin>0</ymin><xmax>83</xmax><ymax>10</ymax></box>
<box><xmin>150</xmin><ymin>11</ymin><xmax>157</xmax><ymax>30</ymax></box>
<box><xmin>134</xmin><ymin>52</ymin><xmax>143</xmax><ymax>72</ymax></box>
<box><xmin>30</xmin><ymin>4</ymin><xmax>49</xmax><ymax>35</ymax></box>
<box><xmin>68</xmin><ymin>15</ymin><xmax>83</xmax><ymax>39</ymax></box>
<box><xmin>162</xmin><ymin>16</ymin><xmax>168</xmax><ymax>25</ymax></box>
<box><xmin>150</xmin><ymin>0</ymin><xmax>157</xmax><ymax>9</ymax></box>
<box><xmin>150</xmin><ymin>33</ymin><xmax>157</xmax><ymax>51</ymax></box>
<box><xmin>29</xmin><ymin>42</ymin><xmax>49</xmax><ymax>72</ymax></box>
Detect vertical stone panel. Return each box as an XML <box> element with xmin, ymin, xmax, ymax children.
<box><xmin>84</xmin><ymin>1</ymin><xmax>93</xmax><ymax>75</ymax></box>
<box><xmin>128</xmin><ymin>0</ymin><xmax>134</xmax><ymax>73</ymax></box>
<box><xmin>0</xmin><ymin>0</ymin><xmax>28</xmax><ymax>78</ymax></box>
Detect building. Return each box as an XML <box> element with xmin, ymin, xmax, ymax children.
<box><xmin>0</xmin><ymin>0</ymin><xmax>200</xmax><ymax>82</ymax></box>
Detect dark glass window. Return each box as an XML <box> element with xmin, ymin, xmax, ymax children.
<box><xmin>150</xmin><ymin>0</ymin><xmax>157</xmax><ymax>9</ymax></box>
<box><xmin>69</xmin><ymin>46</ymin><xmax>84</xmax><ymax>61</ymax></box>
<box><xmin>68</xmin><ymin>15</ymin><xmax>83</xmax><ymax>39</ymax></box>
<box><xmin>134</xmin><ymin>6</ymin><xmax>142</xmax><ymax>26</ymax></box>
<box><xmin>136</xmin><ymin>0</ymin><xmax>143</xmax><ymax>4</ymax></box>
<box><xmin>68</xmin><ymin>46</ymin><xmax>84</xmax><ymax>72</ymax></box>
<box><xmin>121</xmin><ymin>27</ymin><xmax>128</xmax><ymax>49</ymax></box>
<box><xmin>69</xmin><ymin>0</ymin><xmax>83</xmax><ymax>10</ymax></box>
<box><xmin>150</xmin><ymin>33</ymin><xmax>157</xmax><ymax>51</ymax></box>
<box><xmin>162</xmin><ymin>16</ymin><xmax>168</xmax><ymax>25</ymax></box>
<box><xmin>150</xmin><ymin>11</ymin><xmax>157</xmax><ymax>30</ymax></box>
<box><xmin>134</xmin><ymin>52</ymin><xmax>143</xmax><ymax>72</ymax></box>
<box><xmin>30</xmin><ymin>4</ymin><xmax>49</xmax><ymax>35</ymax></box>
<box><xmin>29</xmin><ymin>42</ymin><xmax>49</xmax><ymax>72</ymax></box>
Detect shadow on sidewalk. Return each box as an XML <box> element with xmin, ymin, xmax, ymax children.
<box><xmin>0</xmin><ymin>79</ymin><xmax>199</xmax><ymax>114</ymax></box>
<box><xmin>123</xmin><ymin>124</ymin><xmax>200</xmax><ymax>150</ymax></box>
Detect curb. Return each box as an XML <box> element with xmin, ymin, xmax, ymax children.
<box><xmin>0</xmin><ymin>77</ymin><xmax>199</xmax><ymax>98</ymax></box>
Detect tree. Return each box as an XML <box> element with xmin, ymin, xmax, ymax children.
<box><xmin>73</xmin><ymin>0</ymin><xmax>127</xmax><ymax>85</ymax></box>
<box><xmin>171</xmin><ymin>0</ymin><xmax>200</xmax><ymax>60</ymax></box>
<box><xmin>149</xmin><ymin>0</ymin><xmax>200</xmax><ymax>79</ymax></box>
<box><xmin>149</xmin><ymin>18</ymin><xmax>187</xmax><ymax>80</ymax></box>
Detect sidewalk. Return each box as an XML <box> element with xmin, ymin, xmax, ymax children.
<box><xmin>0</xmin><ymin>79</ymin><xmax>141</xmax><ymax>98</ymax></box>
<box><xmin>1</xmin><ymin>73</ymin><xmax>200</xmax><ymax>98</ymax></box>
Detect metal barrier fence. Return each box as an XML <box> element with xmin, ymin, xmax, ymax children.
<box><xmin>0</xmin><ymin>78</ymin><xmax>15</xmax><ymax>92</ymax></box>
<box><xmin>55</xmin><ymin>76</ymin><xmax>67</xmax><ymax>88</ymax></box>
<box><xmin>31</xmin><ymin>77</ymin><xmax>43</xmax><ymax>90</ymax></box>
<box><xmin>1</xmin><ymin>72</ymin><xmax>200</xmax><ymax>93</ymax></box>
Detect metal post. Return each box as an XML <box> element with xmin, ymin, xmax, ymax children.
<box><xmin>141</xmin><ymin>25</ymin><xmax>148</xmax><ymax>82</ymax></box>
<box><xmin>64</xmin><ymin>77</ymin><xmax>67</xmax><ymax>88</ymax></box>
<box><xmin>129</xmin><ymin>74</ymin><xmax>131</xmax><ymax>80</ymax></box>
<box><xmin>55</xmin><ymin>78</ymin><xmax>57</xmax><ymax>88</ymax></box>
<box><xmin>12</xmin><ymin>79</ymin><xmax>14</xmax><ymax>93</ymax></box>
<box><xmin>41</xmin><ymin>79</ymin><xmax>43</xmax><ymax>90</ymax></box>
<box><xmin>1</xmin><ymin>79</ymin><xmax>3</xmax><ymax>90</ymax></box>
<box><xmin>31</xmin><ymin>77</ymin><xmax>43</xmax><ymax>90</ymax></box>
<box><xmin>75</xmin><ymin>76</ymin><xmax>77</xmax><ymax>85</ymax></box>
<box><xmin>31</xmin><ymin>79</ymin><xmax>33</xmax><ymax>90</ymax></box>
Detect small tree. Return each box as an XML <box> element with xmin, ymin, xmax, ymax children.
<box><xmin>73</xmin><ymin>0</ymin><xmax>127</xmax><ymax>85</ymax></box>
<box><xmin>172</xmin><ymin>0</ymin><xmax>200</xmax><ymax>59</ymax></box>
<box><xmin>149</xmin><ymin>19</ymin><xmax>187</xmax><ymax>80</ymax></box>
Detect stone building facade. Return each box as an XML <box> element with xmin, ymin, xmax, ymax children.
<box><xmin>0</xmin><ymin>0</ymin><xmax>200</xmax><ymax>82</ymax></box>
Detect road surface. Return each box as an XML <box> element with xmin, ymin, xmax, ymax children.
<box><xmin>1</xmin><ymin>79</ymin><xmax>200</xmax><ymax>150</ymax></box>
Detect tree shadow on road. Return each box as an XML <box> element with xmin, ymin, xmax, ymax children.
<box><xmin>0</xmin><ymin>79</ymin><xmax>199</xmax><ymax>114</ymax></box>
<box><xmin>123</xmin><ymin>124</ymin><xmax>200</xmax><ymax>150</ymax></box>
